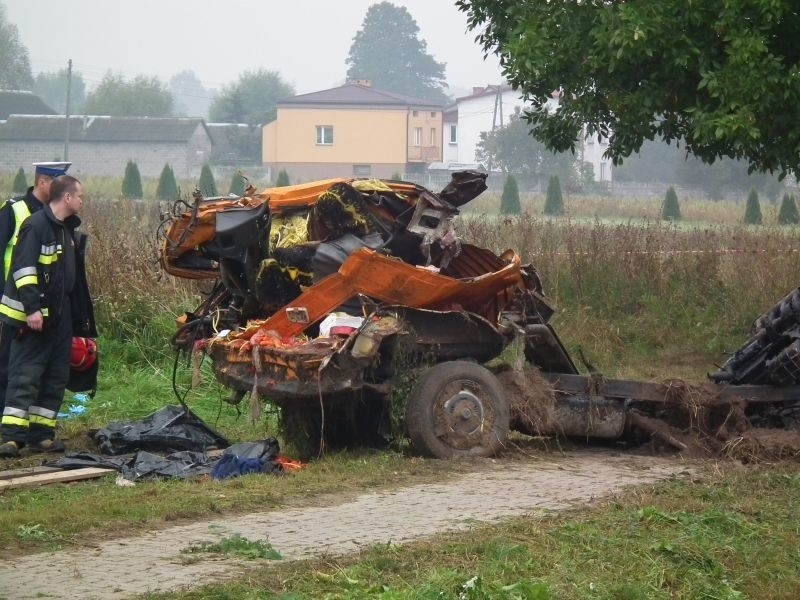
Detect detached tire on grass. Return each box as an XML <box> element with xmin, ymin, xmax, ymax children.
<box><xmin>405</xmin><ymin>361</ymin><xmax>510</xmax><ymax>458</ymax></box>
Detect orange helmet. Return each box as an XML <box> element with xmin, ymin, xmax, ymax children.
<box><xmin>70</xmin><ymin>337</ymin><xmax>97</xmax><ymax>372</ymax></box>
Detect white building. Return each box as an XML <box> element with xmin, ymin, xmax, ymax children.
<box><xmin>442</xmin><ymin>85</ymin><xmax>613</xmax><ymax>182</ymax></box>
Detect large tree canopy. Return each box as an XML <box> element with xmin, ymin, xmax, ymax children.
<box><xmin>209</xmin><ymin>69</ymin><xmax>294</xmax><ymax>125</ymax></box>
<box><xmin>83</xmin><ymin>73</ymin><xmax>173</xmax><ymax>117</ymax></box>
<box><xmin>0</xmin><ymin>2</ymin><xmax>33</xmax><ymax>89</ymax></box>
<box><xmin>458</xmin><ymin>0</ymin><xmax>800</xmax><ymax>176</ymax></box>
<box><xmin>346</xmin><ymin>2</ymin><xmax>449</xmax><ymax>104</ymax></box>
<box><xmin>34</xmin><ymin>69</ymin><xmax>86</xmax><ymax>113</ymax></box>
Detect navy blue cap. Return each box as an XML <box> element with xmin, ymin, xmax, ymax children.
<box><xmin>33</xmin><ymin>161</ymin><xmax>72</xmax><ymax>177</ymax></box>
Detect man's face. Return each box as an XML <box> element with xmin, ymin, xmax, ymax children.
<box><xmin>64</xmin><ymin>183</ymin><xmax>84</xmax><ymax>215</ymax></box>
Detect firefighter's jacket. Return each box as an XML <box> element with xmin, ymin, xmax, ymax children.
<box><xmin>0</xmin><ymin>205</ymin><xmax>96</xmax><ymax>338</ymax></box>
<box><xmin>0</xmin><ymin>187</ymin><xmax>46</xmax><ymax>293</ymax></box>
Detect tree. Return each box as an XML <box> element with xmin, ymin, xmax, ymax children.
<box><xmin>661</xmin><ymin>187</ymin><xmax>682</xmax><ymax>221</ymax></box>
<box><xmin>744</xmin><ymin>189</ymin><xmax>763</xmax><ymax>225</ymax></box>
<box><xmin>33</xmin><ymin>69</ymin><xmax>86</xmax><ymax>113</ymax></box>
<box><xmin>476</xmin><ymin>108</ymin><xmax>580</xmax><ymax>190</ymax></box>
<box><xmin>12</xmin><ymin>167</ymin><xmax>27</xmax><ymax>194</ymax></box>
<box><xmin>121</xmin><ymin>161</ymin><xmax>143</xmax><ymax>199</ymax></box>
<box><xmin>778</xmin><ymin>193</ymin><xmax>799</xmax><ymax>225</ymax></box>
<box><xmin>169</xmin><ymin>70</ymin><xmax>213</xmax><ymax>118</ymax></box>
<box><xmin>275</xmin><ymin>169</ymin><xmax>291</xmax><ymax>187</ymax></box>
<box><xmin>0</xmin><ymin>3</ymin><xmax>33</xmax><ymax>89</ymax></box>
<box><xmin>500</xmin><ymin>174</ymin><xmax>521</xmax><ymax>215</ymax></box>
<box><xmin>198</xmin><ymin>165</ymin><xmax>217</xmax><ymax>197</ymax></box>
<box><xmin>83</xmin><ymin>73</ymin><xmax>173</xmax><ymax>117</ymax></box>
<box><xmin>229</xmin><ymin>171</ymin><xmax>246</xmax><ymax>196</ymax></box>
<box><xmin>458</xmin><ymin>1</ymin><xmax>800</xmax><ymax>176</ymax></box>
<box><xmin>209</xmin><ymin>69</ymin><xmax>294</xmax><ymax>125</ymax></box>
<box><xmin>346</xmin><ymin>2</ymin><xmax>449</xmax><ymax>103</ymax></box>
<box><xmin>156</xmin><ymin>164</ymin><xmax>179</xmax><ymax>200</ymax></box>
<box><xmin>543</xmin><ymin>176</ymin><xmax>564</xmax><ymax>216</ymax></box>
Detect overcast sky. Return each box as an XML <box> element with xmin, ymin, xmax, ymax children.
<box><xmin>6</xmin><ymin>0</ymin><xmax>502</xmax><ymax>98</ymax></box>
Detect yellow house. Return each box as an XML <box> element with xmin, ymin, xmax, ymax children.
<box><xmin>263</xmin><ymin>82</ymin><xmax>443</xmax><ymax>181</ymax></box>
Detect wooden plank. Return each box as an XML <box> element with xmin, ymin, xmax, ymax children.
<box><xmin>0</xmin><ymin>465</ymin><xmax>63</xmax><ymax>481</ymax></box>
<box><xmin>0</xmin><ymin>467</ymin><xmax>115</xmax><ymax>491</ymax></box>
<box><xmin>541</xmin><ymin>372</ymin><xmax>800</xmax><ymax>404</ymax></box>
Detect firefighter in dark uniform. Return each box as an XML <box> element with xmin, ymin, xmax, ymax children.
<box><xmin>0</xmin><ymin>175</ymin><xmax>96</xmax><ymax>457</ymax></box>
<box><xmin>0</xmin><ymin>162</ymin><xmax>71</xmax><ymax>416</ymax></box>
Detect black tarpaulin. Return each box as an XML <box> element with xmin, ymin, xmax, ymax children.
<box><xmin>93</xmin><ymin>405</ymin><xmax>229</xmax><ymax>455</ymax></box>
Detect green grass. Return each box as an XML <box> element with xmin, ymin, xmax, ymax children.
<box><xmin>183</xmin><ymin>534</ymin><xmax>282</xmax><ymax>561</ymax></box>
<box><xmin>142</xmin><ymin>466</ymin><xmax>800</xmax><ymax>600</ymax></box>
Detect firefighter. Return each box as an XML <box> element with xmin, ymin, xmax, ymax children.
<box><xmin>0</xmin><ymin>162</ymin><xmax>71</xmax><ymax>415</ymax></box>
<box><xmin>0</xmin><ymin>174</ymin><xmax>95</xmax><ymax>457</ymax></box>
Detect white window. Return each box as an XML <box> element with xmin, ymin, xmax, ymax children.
<box><xmin>430</xmin><ymin>111</ymin><xmax>436</xmax><ymax>117</ymax></box>
<box><xmin>316</xmin><ymin>125</ymin><xmax>333</xmax><ymax>145</ymax></box>
<box><xmin>430</xmin><ymin>128</ymin><xmax>436</xmax><ymax>145</ymax></box>
<box><xmin>413</xmin><ymin>127</ymin><xmax>422</xmax><ymax>146</ymax></box>
<box><xmin>449</xmin><ymin>124</ymin><xmax>458</xmax><ymax>144</ymax></box>
<box><xmin>412</xmin><ymin>110</ymin><xmax>419</xmax><ymax>117</ymax></box>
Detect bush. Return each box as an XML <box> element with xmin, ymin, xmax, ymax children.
<box><xmin>744</xmin><ymin>189</ymin><xmax>763</xmax><ymax>225</ymax></box>
<box><xmin>12</xmin><ymin>167</ymin><xmax>27</xmax><ymax>194</ymax></box>
<box><xmin>390</xmin><ymin>172</ymin><xmax>402</xmax><ymax>180</ymax></box>
<box><xmin>543</xmin><ymin>175</ymin><xmax>564</xmax><ymax>216</ymax></box>
<box><xmin>661</xmin><ymin>186</ymin><xmax>682</xmax><ymax>221</ymax></box>
<box><xmin>275</xmin><ymin>169</ymin><xmax>291</xmax><ymax>187</ymax></box>
<box><xmin>229</xmin><ymin>171</ymin><xmax>247</xmax><ymax>196</ymax></box>
<box><xmin>121</xmin><ymin>160</ymin><xmax>143</xmax><ymax>199</ymax></box>
<box><xmin>500</xmin><ymin>174</ymin><xmax>521</xmax><ymax>215</ymax></box>
<box><xmin>198</xmin><ymin>164</ymin><xmax>217</xmax><ymax>197</ymax></box>
<box><xmin>155</xmin><ymin>164</ymin><xmax>179</xmax><ymax>200</ymax></box>
<box><xmin>777</xmin><ymin>193</ymin><xmax>799</xmax><ymax>225</ymax></box>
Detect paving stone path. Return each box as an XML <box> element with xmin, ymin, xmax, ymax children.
<box><xmin>0</xmin><ymin>449</ymin><xmax>689</xmax><ymax>599</ymax></box>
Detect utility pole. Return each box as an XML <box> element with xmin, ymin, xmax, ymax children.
<box><xmin>498</xmin><ymin>83</ymin><xmax>504</xmax><ymax>127</ymax></box>
<box><xmin>64</xmin><ymin>58</ymin><xmax>72</xmax><ymax>161</ymax></box>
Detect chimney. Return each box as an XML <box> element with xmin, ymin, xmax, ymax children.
<box><xmin>472</xmin><ymin>86</ymin><xmax>484</xmax><ymax>95</ymax></box>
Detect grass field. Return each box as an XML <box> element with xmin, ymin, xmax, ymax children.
<box><xmin>0</xmin><ymin>181</ymin><xmax>798</xmax><ymax>596</ymax></box>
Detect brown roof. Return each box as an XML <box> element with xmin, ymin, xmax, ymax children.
<box><xmin>0</xmin><ymin>90</ymin><xmax>56</xmax><ymax>120</ymax></box>
<box><xmin>0</xmin><ymin>115</ymin><xmax>209</xmax><ymax>143</ymax></box>
<box><xmin>280</xmin><ymin>84</ymin><xmax>442</xmax><ymax>109</ymax></box>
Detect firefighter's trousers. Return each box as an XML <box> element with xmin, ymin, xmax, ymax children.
<box><xmin>0</xmin><ymin>302</ymin><xmax>72</xmax><ymax>444</ymax></box>
<box><xmin>0</xmin><ymin>321</ymin><xmax>14</xmax><ymax>414</ymax></box>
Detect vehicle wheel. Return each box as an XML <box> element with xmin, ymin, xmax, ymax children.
<box><xmin>405</xmin><ymin>361</ymin><xmax>509</xmax><ymax>458</ymax></box>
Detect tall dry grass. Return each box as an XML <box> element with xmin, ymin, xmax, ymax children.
<box><xmin>459</xmin><ymin>214</ymin><xmax>800</xmax><ymax>378</ymax></box>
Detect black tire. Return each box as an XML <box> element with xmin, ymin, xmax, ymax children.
<box><xmin>405</xmin><ymin>361</ymin><xmax>510</xmax><ymax>458</ymax></box>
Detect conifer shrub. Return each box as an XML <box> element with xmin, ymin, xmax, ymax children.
<box><xmin>155</xmin><ymin>164</ymin><xmax>179</xmax><ymax>200</ymax></box>
<box><xmin>744</xmin><ymin>189</ymin><xmax>763</xmax><ymax>225</ymax></box>
<box><xmin>121</xmin><ymin>160</ymin><xmax>143</xmax><ymax>199</ymax></box>
<box><xmin>275</xmin><ymin>169</ymin><xmax>291</xmax><ymax>187</ymax></box>
<box><xmin>661</xmin><ymin>186</ymin><xmax>682</xmax><ymax>221</ymax></box>
<box><xmin>198</xmin><ymin>164</ymin><xmax>218</xmax><ymax>197</ymax></box>
<box><xmin>543</xmin><ymin>175</ymin><xmax>564</xmax><ymax>216</ymax></box>
<box><xmin>12</xmin><ymin>167</ymin><xmax>27</xmax><ymax>194</ymax></box>
<box><xmin>229</xmin><ymin>171</ymin><xmax>246</xmax><ymax>196</ymax></box>
<box><xmin>500</xmin><ymin>174</ymin><xmax>521</xmax><ymax>215</ymax></box>
<box><xmin>778</xmin><ymin>193</ymin><xmax>800</xmax><ymax>225</ymax></box>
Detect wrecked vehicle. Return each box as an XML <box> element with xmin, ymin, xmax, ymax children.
<box><xmin>159</xmin><ymin>173</ymin><xmax>800</xmax><ymax>459</ymax></box>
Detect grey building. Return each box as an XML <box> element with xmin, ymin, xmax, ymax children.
<box><xmin>0</xmin><ymin>115</ymin><xmax>213</xmax><ymax>177</ymax></box>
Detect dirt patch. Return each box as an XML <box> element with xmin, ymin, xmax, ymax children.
<box><xmin>723</xmin><ymin>429</ymin><xmax>800</xmax><ymax>463</ymax></box>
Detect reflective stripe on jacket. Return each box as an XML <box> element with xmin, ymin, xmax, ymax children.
<box><xmin>3</xmin><ymin>200</ymin><xmax>32</xmax><ymax>280</ymax></box>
